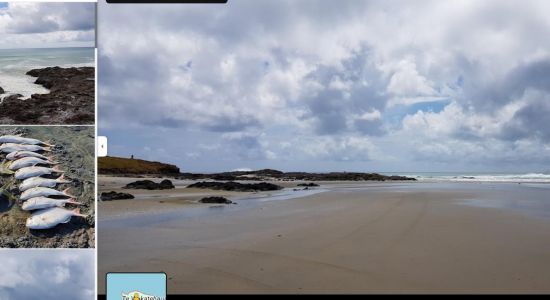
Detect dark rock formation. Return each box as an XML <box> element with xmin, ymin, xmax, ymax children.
<box><xmin>0</xmin><ymin>67</ymin><xmax>94</xmax><ymax>124</ymax></box>
<box><xmin>159</xmin><ymin>179</ymin><xmax>175</xmax><ymax>189</ymax></box>
<box><xmin>178</xmin><ymin>169</ymin><xmax>416</xmax><ymax>182</ymax></box>
<box><xmin>297</xmin><ymin>183</ymin><xmax>320</xmax><ymax>187</ymax></box>
<box><xmin>100</xmin><ymin>191</ymin><xmax>135</xmax><ymax>201</ymax></box>
<box><xmin>0</xmin><ymin>86</ymin><xmax>4</xmax><ymax>94</ymax></box>
<box><xmin>124</xmin><ymin>179</ymin><xmax>175</xmax><ymax>190</ymax></box>
<box><xmin>199</xmin><ymin>196</ymin><xmax>233</xmax><ymax>204</ymax></box>
<box><xmin>187</xmin><ymin>181</ymin><xmax>284</xmax><ymax>192</ymax></box>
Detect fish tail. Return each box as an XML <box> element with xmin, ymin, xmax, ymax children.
<box><xmin>72</xmin><ymin>207</ymin><xmax>88</xmax><ymax>218</ymax></box>
<box><xmin>43</xmin><ymin>140</ymin><xmax>55</xmax><ymax>147</ymax></box>
<box><xmin>43</xmin><ymin>146</ymin><xmax>52</xmax><ymax>152</ymax></box>
<box><xmin>52</xmin><ymin>166</ymin><xmax>64</xmax><ymax>173</ymax></box>
<box><xmin>47</xmin><ymin>156</ymin><xmax>60</xmax><ymax>164</ymax></box>
<box><xmin>63</xmin><ymin>188</ymin><xmax>76</xmax><ymax>198</ymax></box>
<box><xmin>56</xmin><ymin>174</ymin><xmax>71</xmax><ymax>183</ymax></box>
<box><xmin>67</xmin><ymin>198</ymin><xmax>83</xmax><ymax>206</ymax></box>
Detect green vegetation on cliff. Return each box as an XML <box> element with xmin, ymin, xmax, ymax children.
<box><xmin>98</xmin><ymin>156</ymin><xmax>180</xmax><ymax>175</ymax></box>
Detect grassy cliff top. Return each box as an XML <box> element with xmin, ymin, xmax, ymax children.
<box><xmin>98</xmin><ymin>156</ymin><xmax>180</xmax><ymax>175</ymax></box>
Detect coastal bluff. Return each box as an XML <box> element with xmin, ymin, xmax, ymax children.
<box><xmin>98</xmin><ymin>156</ymin><xmax>180</xmax><ymax>175</ymax></box>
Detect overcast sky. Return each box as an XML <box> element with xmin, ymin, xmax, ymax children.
<box><xmin>0</xmin><ymin>250</ymin><xmax>94</xmax><ymax>300</ymax></box>
<box><xmin>98</xmin><ymin>0</ymin><xmax>550</xmax><ymax>173</ymax></box>
<box><xmin>0</xmin><ymin>2</ymin><xmax>95</xmax><ymax>49</ymax></box>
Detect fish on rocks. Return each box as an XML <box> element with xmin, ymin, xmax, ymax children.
<box><xmin>20</xmin><ymin>187</ymin><xmax>74</xmax><ymax>201</ymax></box>
<box><xmin>6</xmin><ymin>150</ymin><xmax>49</xmax><ymax>161</ymax></box>
<box><xmin>0</xmin><ymin>143</ymin><xmax>51</xmax><ymax>153</ymax></box>
<box><xmin>8</xmin><ymin>156</ymin><xmax>58</xmax><ymax>171</ymax></box>
<box><xmin>14</xmin><ymin>166</ymin><xmax>63</xmax><ymax>180</ymax></box>
<box><xmin>0</xmin><ymin>135</ymin><xmax>53</xmax><ymax>146</ymax></box>
<box><xmin>26</xmin><ymin>207</ymin><xmax>87</xmax><ymax>230</ymax></box>
<box><xmin>21</xmin><ymin>197</ymin><xmax>81</xmax><ymax>211</ymax></box>
<box><xmin>19</xmin><ymin>174</ymin><xmax>71</xmax><ymax>192</ymax></box>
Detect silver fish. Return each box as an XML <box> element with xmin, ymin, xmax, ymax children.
<box><xmin>14</xmin><ymin>166</ymin><xmax>63</xmax><ymax>180</ymax></box>
<box><xmin>19</xmin><ymin>174</ymin><xmax>71</xmax><ymax>192</ymax></box>
<box><xmin>9</xmin><ymin>156</ymin><xmax>58</xmax><ymax>171</ymax></box>
<box><xmin>20</xmin><ymin>187</ymin><xmax>74</xmax><ymax>201</ymax></box>
<box><xmin>0</xmin><ymin>135</ymin><xmax>53</xmax><ymax>146</ymax></box>
<box><xmin>6</xmin><ymin>150</ymin><xmax>48</xmax><ymax>161</ymax></box>
<box><xmin>26</xmin><ymin>207</ymin><xmax>87</xmax><ymax>230</ymax></box>
<box><xmin>21</xmin><ymin>197</ymin><xmax>81</xmax><ymax>211</ymax></box>
<box><xmin>0</xmin><ymin>143</ymin><xmax>51</xmax><ymax>153</ymax></box>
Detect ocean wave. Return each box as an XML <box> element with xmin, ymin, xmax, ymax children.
<box><xmin>410</xmin><ymin>173</ymin><xmax>550</xmax><ymax>183</ymax></box>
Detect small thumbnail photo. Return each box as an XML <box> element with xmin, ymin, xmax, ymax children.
<box><xmin>0</xmin><ymin>126</ymin><xmax>95</xmax><ymax>248</ymax></box>
<box><xmin>0</xmin><ymin>2</ymin><xmax>95</xmax><ymax>125</ymax></box>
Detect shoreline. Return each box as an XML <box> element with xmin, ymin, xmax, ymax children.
<box><xmin>98</xmin><ymin>179</ymin><xmax>550</xmax><ymax>293</ymax></box>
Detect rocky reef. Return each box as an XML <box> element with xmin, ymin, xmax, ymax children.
<box><xmin>124</xmin><ymin>179</ymin><xmax>175</xmax><ymax>190</ymax></box>
<box><xmin>179</xmin><ymin>169</ymin><xmax>416</xmax><ymax>182</ymax></box>
<box><xmin>0</xmin><ymin>67</ymin><xmax>94</xmax><ymax>125</ymax></box>
<box><xmin>187</xmin><ymin>181</ymin><xmax>284</xmax><ymax>192</ymax></box>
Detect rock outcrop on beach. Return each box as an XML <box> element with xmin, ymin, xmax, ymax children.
<box><xmin>124</xmin><ymin>179</ymin><xmax>175</xmax><ymax>190</ymax></box>
<box><xmin>297</xmin><ymin>183</ymin><xmax>320</xmax><ymax>187</ymax></box>
<box><xmin>101</xmin><ymin>191</ymin><xmax>135</xmax><ymax>201</ymax></box>
<box><xmin>99</xmin><ymin>156</ymin><xmax>180</xmax><ymax>175</ymax></box>
<box><xmin>179</xmin><ymin>169</ymin><xmax>416</xmax><ymax>182</ymax></box>
<box><xmin>187</xmin><ymin>181</ymin><xmax>284</xmax><ymax>192</ymax></box>
<box><xmin>0</xmin><ymin>86</ymin><xmax>4</xmax><ymax>94</ymax></box>
<box><xmin>199</xmin><ymin>196</ymin><xmax>233</xmax><ymax>204</ymax></box>
<box><xmin>0</xmin><ymin>67</ymin><xmax>94</xmax><ymax>125</ymax></box>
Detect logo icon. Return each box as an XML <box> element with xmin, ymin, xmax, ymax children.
<box><xmin>107</xmin><ymin>273</ymin><xmax>166</xmax><ymax>300</ymax></box>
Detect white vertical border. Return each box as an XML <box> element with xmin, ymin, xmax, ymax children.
<box><xmin>94</xmin><ymin>2</ymin><xmax>99</xmax><ymax>295</ymax></box>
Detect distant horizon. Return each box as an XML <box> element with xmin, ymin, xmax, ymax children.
<box><xmin>0</xmin><ymin>45</ymin><xmax>95</xmax><ymax>50</ymax></box>
<box><xmin>100</xmin><ymin>155</ymin><xmax>550</xmax><ymax>175</ymax></box>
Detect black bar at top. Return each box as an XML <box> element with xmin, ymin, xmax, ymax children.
<box><xmin>106</xmin><ymin>0</ymin><xmax>227</xmax><ymax>3</ymax></box>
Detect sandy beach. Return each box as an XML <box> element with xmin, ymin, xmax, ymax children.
<box><xmin>98</xmin><ymin>180</ymin><xmax>550</xmax><ymax>294</ymax></box>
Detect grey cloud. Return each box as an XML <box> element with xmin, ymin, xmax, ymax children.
<box><xmin>0</xmin><ymin>250</ymin><xmax>94</xmax><ymax>300</ymax></box>
<box><xmin>302</xmin><ymin>47</ymin><xmax>388</xmax><ymax>135</ymax></box>
<box><xmin>5</xmin><ymin>2</ymin><xmax>95</xmax><ymax>34</ymax></box>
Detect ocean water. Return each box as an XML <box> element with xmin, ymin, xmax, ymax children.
<box><xmin>0</xmin><ymin>47</ymin><xmax>94</xmax><ymax>98</ymax></box>
<box><xmin>384</xmin><ymin>172</ymin><xmax>550</xmax><ymax>183</ymax></box>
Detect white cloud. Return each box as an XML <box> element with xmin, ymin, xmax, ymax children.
<box><xmin>0</xmin><ymin>2</ymin><xmax>95</xmax><ymax>48</ymax></box>
<box><xmin>98</xmin><ymin>0</ymin><xmax>550</xmax><ymax>171</ymax></box>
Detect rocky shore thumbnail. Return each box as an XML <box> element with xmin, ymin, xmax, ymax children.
<box><xmin>0</xmin><ymin>67</ymin><xmax>95</xmax><ymax>125</ymax></box>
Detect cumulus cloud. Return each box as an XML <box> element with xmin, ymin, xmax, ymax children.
<box><xmin>0</xmin><ymin>250</ymin><xmax>95</xmax><ymax>300</ymax></box>
<box><xmin>0</xmin><ymin>2</ymin><xmax>95</xmax><ymax>48</ymax></box>
<box><xmin>98</xmin><ymin>0</ymin><xmax>550</xmax><ymax>172</ymax></box>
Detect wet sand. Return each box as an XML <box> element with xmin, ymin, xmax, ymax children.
<box><xmin>98</xmin><ymin>181</ymin><xmax>550</xmax><ymax>293</ymax></box>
